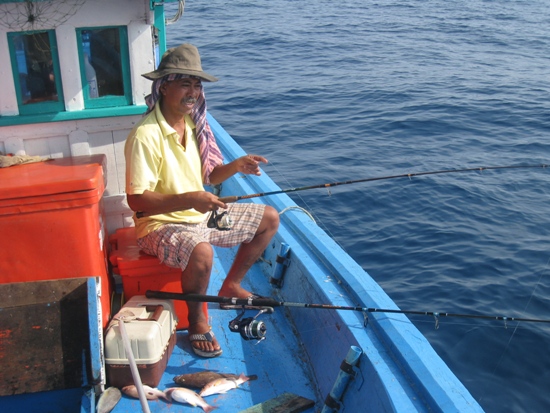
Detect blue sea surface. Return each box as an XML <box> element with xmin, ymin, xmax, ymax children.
<box><xmin>167</xmin><ymin>1</ymin><xmax>550</xmax><ymax>412</ymax></box>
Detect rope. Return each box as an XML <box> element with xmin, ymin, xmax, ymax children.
<box><xmin>166</xmin><ymin>0</ymin><xmax>185</xmax><ymax>26</ymax></box>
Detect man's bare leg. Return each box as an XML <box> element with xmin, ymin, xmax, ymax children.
<box><xmin>181</xmin><ymin>242</ymin><xmax>220</xmax><ymax>354</ymax></box>
<box><xmin>218</xmin><ymin>206</ymin><xmax>279</xmax><ymax>298</ymax></box>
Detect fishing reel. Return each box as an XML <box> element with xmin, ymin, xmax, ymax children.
<box><xmin>229</xmin><ymin>307</ymin><xmax>273</xmax><ymax>343</ymax></box>
<box><xmin>207</xmin><ymin>210</ymin><xmax>233</xmax><ymax>230</ymax></box>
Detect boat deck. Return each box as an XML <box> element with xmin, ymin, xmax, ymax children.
<box><xmin>110</xmin><ymin>244</ymin><xmax>321</xmax><ymax>413</ymax></box>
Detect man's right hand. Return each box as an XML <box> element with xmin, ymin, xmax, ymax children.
<box><xmin>192</xmin><ymin>191</ymin><xmax>228</xmax><ymax>214</ymax></box>
<box><xmin>128</xmin><ymin>190</ymin><xmax>228</xmax><ymax>217</ymax></box>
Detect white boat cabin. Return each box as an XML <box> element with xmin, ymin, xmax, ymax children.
<box><xmin>0</xmin><ymin>0</ymin><xmax>180</xmax><ymax>235</ymax></box>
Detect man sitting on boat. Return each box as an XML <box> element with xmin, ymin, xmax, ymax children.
<box><xmin>124</xmin><ymin>43</ymin><xmax>279</xmax><ymax>358</ymax></box>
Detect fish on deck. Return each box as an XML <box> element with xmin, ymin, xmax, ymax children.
<box><xmin>121</xmin><ymin>384</ymin><xmax>169</xmax><ymax>402</ymax></box>
<box><xmin>199</xmin><ymin>372</ymin><xmax>250</xmax><ymax>397</ymax></box>
<box><xmin>165</xmin><ymin>387</ymin><xmax>216</xmax><ymax>413</ymax></box>
<box><xmin>174</xmin><ymin>371</ymin><xmax>257</xmax><ymax>389</ymax></box>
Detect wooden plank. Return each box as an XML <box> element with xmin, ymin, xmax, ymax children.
<box><xmin>2</xmin><ymin>278</ymin><xmax>88</xmax><ymax>308</ymax></box>
<box><xmin>0</xmin><ymin>278</ymin><xmax>89</xmax><ymax>396</ymax></box>
<box><xmin>239</xmin><ymin>392</ymin><xmax>315</xmax><ymax>413</ymax></box>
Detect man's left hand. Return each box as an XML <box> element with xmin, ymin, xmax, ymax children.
<box><xmin>236</xmin><ymin>154</ymin><xmax>268</xmax><ymax>176</ymax></box>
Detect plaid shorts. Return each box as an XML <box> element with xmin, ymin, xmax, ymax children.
<box><xmin>136</xmin><ymin>203</ymin><xmax>266</xmax><ymax>270</ymax></box>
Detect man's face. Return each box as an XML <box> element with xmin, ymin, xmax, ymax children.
<box><xmin>161</xmin><ymin>77</ymin><xmax>203</xmax><ymax>116</ymax></box>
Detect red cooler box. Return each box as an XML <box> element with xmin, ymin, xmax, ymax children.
<box><xmin>0</xmin><ymin>155</ymin><xmax>112</xmax><ymax>327</ymax></box>
<box><xmin>109</xmin><ymin>226</ymin><xmax>207</xmax><ymax>330</ymax></box>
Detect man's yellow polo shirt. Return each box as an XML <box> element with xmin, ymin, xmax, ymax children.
<box><xmin>125</xmin><ymin>104</ymin><xmax>206</xmax><ymax>238</ymax></box>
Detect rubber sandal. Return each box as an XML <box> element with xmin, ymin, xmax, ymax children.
<box><xmin>219</xmin><ymin>294</ymin><xmax>267</xmax><ymax>310</ymax></box>
<box><xmin>189</xmin><ymin>330</ymin><xmax>223</xmax><ymax>358</ymax></box>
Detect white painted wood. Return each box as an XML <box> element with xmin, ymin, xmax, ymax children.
<box><xmin>104</xmin><ymin>194</ymin><xmax>134</xmax><ymax>235</ymax></box>
<box><xmin>69</xmin><ymin>129</ymin><xmax>91</xmax><ymax>156</ymax></box>
<box><xmin>57</xmin><ymin>24</ymin><xmax>85</xmax><ymax>111</ymax></box>
<box><xmin>68</xmin><ymin>0</ymin><xmax>147</xmax><ymax>28</ymax></box>
<box><xmin>113</xmin><ymin>128</ymin><xmax>132</xmax><ymax>196</ymax></box>
<box><xmin>5</xmin><ymin>137</ymin><xmax>24</xmax><ymax>155</ymax></box>
<box><xmin>47</xmin><ymin>135</ymin><xmax>71</xmax><ymax>158</ymax></box>
<box><xmin>128</xmin><ymin>22</ymin><xmax>155</xmax><ymax>106</ymax></box>
<box><xmin>90</xmin><ymin>130</ymin><xmax>118</xmax><ymax>196</ymax></box>
<box><xmin>104</xmin><ymin>194</ymin><xmax>128</xmax><ymax>213</ymax></box>
<box><xmin>0</xmin><ymin>33</ymin><xmax>18</xmax><ymax>116</ymax></box>
<box><xmin>24</xmin><ymin>137</ymin><xmax>51</xmax><ymax>157</ymax></box>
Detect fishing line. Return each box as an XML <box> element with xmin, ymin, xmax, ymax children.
<box><xmin>407</xmin><ymin>318</ymin><xmax>536</xmax><ymax>330</ymax></box>
<box><xmin>259</xmin><ymin>159</ymin><xmax>347</xmax><ymax>254</ymax></box>
<box><xmin>479</xmin><ymin>256</ymin><xmax>550</xmax><ymax>404</ymax></box>
<box><xmin>264</xmin><ymin>160</ymin><xmax>320</xmax><ymax>224</ymax></box>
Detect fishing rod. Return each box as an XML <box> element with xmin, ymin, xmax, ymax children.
<box><xmin>135</xmin><ymin>163</ymin><xmax>547</xmax><ymax>219</ymax></box>
<box><xmin>145</xmin><ymin>291</ymin><xmax>550</xmax><ymax>323</ymax></box>
<box><xmin>218</xmin><ymin>163</ymin><xmax>548</xmax><ymax>203</ymax></box>
<box><xmin>145</xmin><ymin>290</ymin><xmax>550</xmax><ymax>341</ymax></box>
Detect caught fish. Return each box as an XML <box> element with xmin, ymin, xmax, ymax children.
<box><xmin>174</xmin><ymin>370</ymin><xmax>257</xmax><ymax>389</ymax></box>
<box><xmin>199</xmin><ymin>372</ymin><xmax>250</xmax><ymax>397</ymax></box>
<box><xmin>121</xmin><ymin>384</ymin><xmax>169</xmax><ymax>401</ymax></box>
<box><xmin>97</xmin><ymin>386</ymin><xmax>121</xmax><ymax>413</ymax></box>
<box><xmin>165</xmin><ymin>387</ymin><xmax>216</xmax><ymax>413</ymax></box>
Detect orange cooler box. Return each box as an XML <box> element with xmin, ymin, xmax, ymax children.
<box><xmin>109</xmin><ymin>227</ymin><xmax>207</xmax><ymax>330</ymax></box>
<box><xmin>0</xmin><ymin>155</ymin><xmax>112</xmax><ymax>327</ymax></box>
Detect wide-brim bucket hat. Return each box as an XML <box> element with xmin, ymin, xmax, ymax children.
<box><xmin>142</xmin><ymin>43</ymin><xmax>218</xmax><ymax>82</ymax></box>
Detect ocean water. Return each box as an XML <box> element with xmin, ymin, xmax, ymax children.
<box><xmin>166</xmin><ymin>1</ymin><xmax>550</xmax><ymax>412</ymax></box>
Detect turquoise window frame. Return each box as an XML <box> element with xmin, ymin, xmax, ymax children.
<box><xmin>7</xmin><ymin>30</ymin><xmax>65</xmax><ymax>116</ymax></box>
<box><xmin>76</xmin><ymin>26</ymin><xmax>132</xmax><ymax>109</ymax></box>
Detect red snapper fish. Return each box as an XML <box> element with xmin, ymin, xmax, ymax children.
<box><xmin>121</xmin><ymin>384</ymin><xmax>169</xmax><ymax>401</ymax></box>
<box><xmin>199</xmin><ymin>372</ymin><xmax>250</xmax><ymax>397</ymax></box>
<box><xmin>165</xmin><ymin>387</ymin><xmax>217</xmax><ymax>413</ymax></box>
<box><xmin>174</xmin><ymin>370</ymin><xmax>257</xmax><ymax>389</ymax></box>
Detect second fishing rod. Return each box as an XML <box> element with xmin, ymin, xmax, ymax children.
<box><xmin>145</xmin><ymin>291</ymin><xmax>550</xmax><ymax>342</ymax></box>
<box><xmin>135</xmin><ymin>163</ymin><xmax>547</xmax><ymax>220</ymax></box>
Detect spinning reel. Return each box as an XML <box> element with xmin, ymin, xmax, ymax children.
<box><xmin>229</xmin><ymin>307</ymin><xmax>273</xmax><ymax>343</ymax></box>
<box><xmin>207</xmin><ymin>210</ymin><xmax>233</xmax><ymax>230</ymax></box>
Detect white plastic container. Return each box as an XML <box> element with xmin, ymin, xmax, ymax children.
<box><xmin>104</xmin><ymin>295</ymin><xmax>178</xmax><ymax>387</ymax></box>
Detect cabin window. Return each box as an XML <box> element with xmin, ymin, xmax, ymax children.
<box><xmin>77</xmin><ymin>26</ymin><xmax>132</xmax><ymax>108</ymax></box>
<box><xmin>7</xmin><ymin>30</ymin><xmax>64</xmax><ymax>115</ymax></box>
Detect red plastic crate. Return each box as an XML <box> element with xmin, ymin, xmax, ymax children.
<box><xmin>109</xmin><ymin>226</ymin><xmax>207</xmax><ymax>330</ymax></box>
